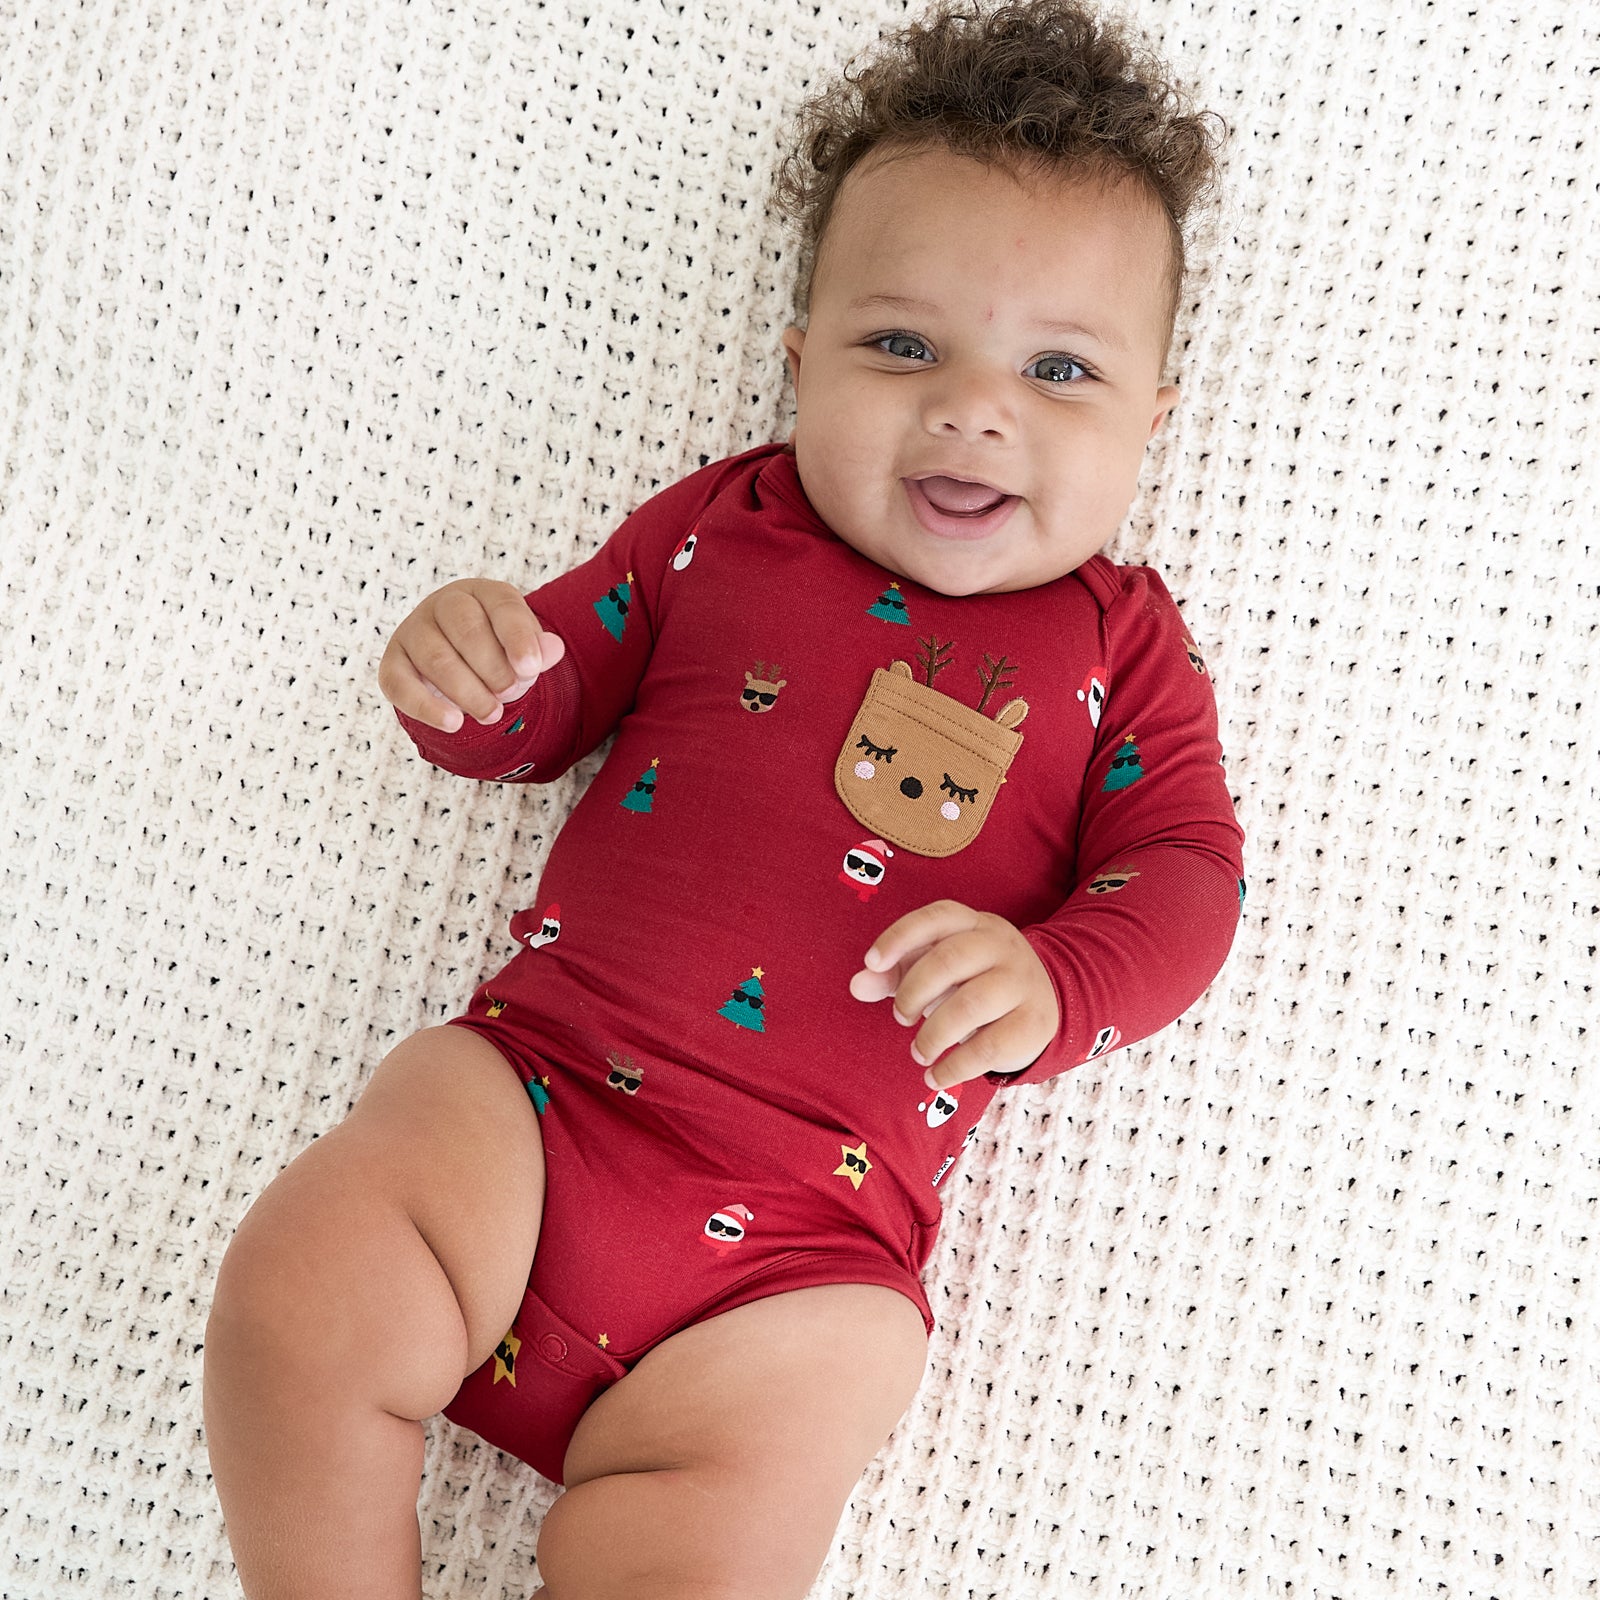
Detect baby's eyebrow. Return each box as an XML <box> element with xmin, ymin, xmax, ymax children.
<box><xmin>847</xmin><ymin>292</ymin><xmax>1124</xmax><ymax>353</ymax></box>
<box><xmin>848</xmin><ymin>292</ymin><xmax>939</xmax><ymax>318</ymax></box>
<box><xmin>1033</xmin><ymin>315</ymin><xmax>1126</xmax><ymax>353</ymax></box>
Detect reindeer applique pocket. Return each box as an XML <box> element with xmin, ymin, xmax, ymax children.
<box><xmin>834</xmin><ymin>657</ymin><xmax>1027</xmax><ymax>858</ymax></box>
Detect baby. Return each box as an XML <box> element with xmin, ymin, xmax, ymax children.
<box><xmin>203</xmin><ymin>2</ymin><xmax>1243</xmax><ymax>1596</ymax></box>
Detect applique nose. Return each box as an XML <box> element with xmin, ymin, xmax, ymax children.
<box><xmin>834</xmin><ymin>663</ymin><xmax>1026</xmax><ymax>858</ymax></box>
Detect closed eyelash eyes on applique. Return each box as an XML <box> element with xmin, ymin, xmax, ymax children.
<box><xmin>835</xmin><ymin>662</ymin><xmax>1027</xmax><ymax>858</ymax></box>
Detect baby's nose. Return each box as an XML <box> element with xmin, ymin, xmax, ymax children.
<box><xmin>923</xmin><ymin>363</ymin><xmax>1012</xmax><ymax>440</ymax></box>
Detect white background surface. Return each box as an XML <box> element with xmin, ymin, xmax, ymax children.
<box><xmin>1</xmin><ymin>1</ymin><xmax>1593</xmax><ymax>1595</ymax></box>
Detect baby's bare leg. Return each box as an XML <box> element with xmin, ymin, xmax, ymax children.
<box><xmin>203</xmin><ymin>1026</ymin><xmax>543</xmax><ymax>1600</ymax></box>
<box><xmin>534</xmin><ymin>1283</ymin><xmax>928</xmax><ymax>1600</ymax></box>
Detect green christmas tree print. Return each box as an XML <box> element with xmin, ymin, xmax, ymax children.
<box><xmin>867</xmin><ymin>582</ymin><xmax>910</xmax><ymax>625</ymax></box>
<box><xmin>594</xmin><ymin>570</ymin><xmax>634</xmax><ymax>641</ymax></box>
<box><xmin>621</xmin><ymin>757</ymin><xmax>659</xmax><ymax>813</ymax></box>
<box><xmin>1102</xmin><ymin>734</ymin><xmax>1145</xmax><ymax>791</ymax></box>
<box><xmin>718</xmin><ymin>968</ymin><xmax>767</xmax><ymax>1033</ymax></box>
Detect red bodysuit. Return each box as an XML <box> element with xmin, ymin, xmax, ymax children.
<box><xmin>396</xmin><ymin>443</ymin><xmax>1245</xmax><ymax>1483</ymax></box>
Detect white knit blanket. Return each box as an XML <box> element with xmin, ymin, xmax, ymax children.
<box><xmin>2</xmin><ymin>1</ymin><xmax>1594</xmax><ymax>1595</ymax></box>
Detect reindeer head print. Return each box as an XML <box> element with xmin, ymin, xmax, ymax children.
<box><xmin>834</xmin><ymin>651</ymin><xmax>1027</xmax><ymax>857</ymax></box>
<box><xmin>741</xmin><ymin>662</ymin><xmax>787</xmax><ymax>713</ymax></box>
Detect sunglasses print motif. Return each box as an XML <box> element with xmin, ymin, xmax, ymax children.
<box><xmin>834</xmin><ymin>1141</ymin><xmax>873</xmax><ymax>1190</ymax></box>
<box><xmin>1102</xmin><ymin>735</ymin><xmax>1144</xmax><ymax>792</ymax></box>
<box><xmin>717</xmin><ymin>968</ymin><xmax>767</xmax><ymax>1032</ymax></box>
<box><xmin>594</xmin><ymin>571</ymin><xmax>634</xmax><ymax>641</ymax></box>
<box><xmin>702</xmin><ymin>1204</ymin><xmax>755</xmax><ymax>1255</ymax></box>
<box><xmin>741</xmin><ymin>662</ymin><xmax>787</xmax><ymax>712</ymax></box>
<box><xmin>605</xmin><ymin>1051</ymin><xmax>643</xmax><ymax>1094</ymax></box>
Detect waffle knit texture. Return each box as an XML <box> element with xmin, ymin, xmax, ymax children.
<box><xmin>0</xmin><ymin>1</ymin><xmax>1593</xmax><ymax>1596</ymax></box>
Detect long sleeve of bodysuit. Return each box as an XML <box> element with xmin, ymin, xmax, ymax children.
<box><xmin>1005</xmin><ymin>564</ymin><xmax>1245</xmax><ymax>1086</ymax></box>
<box><xmin>394</xmin><ymin>449</ymin><xmax>765</xmax><ymax>782</ymax></box>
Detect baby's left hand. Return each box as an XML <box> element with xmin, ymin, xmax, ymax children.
<box><xmin>849</xmin><ymin>900</ymin><xmax>1060</xmax><ymax>1089</ymax></box>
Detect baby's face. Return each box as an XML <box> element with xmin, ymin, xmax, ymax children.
<box><xmin>782</xmin><ymin>145</ymin><xmax>1180</xmax><ymax>596</ymax></box>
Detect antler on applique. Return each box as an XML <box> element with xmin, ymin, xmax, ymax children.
<box><xmin>914</xmin><ymin>635</ymin><xmax>955</xmax><ymax>687</ymax></box>
<box><xmin>975</xmin><ymin>652</ymin><xmax>1018</xmax><ymax>715</ymax></box>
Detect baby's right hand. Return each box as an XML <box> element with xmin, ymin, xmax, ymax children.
<box><xmin>378</xmin><ymin>578</ymin><xmax>566</xmax><ymax>733</ymax></box>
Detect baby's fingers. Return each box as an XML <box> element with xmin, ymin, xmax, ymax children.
<box><xmin>909</xmin><ymin>970</ymin><xmax>1016</xmax><ymax>1081</ymax></box>
<box><xmin>848</xmin><ymin>965</ymin><xmax>900</xmax><ymax>1004</ymax></box>
<box><xmin>886</xmin><ymin>926</ymin><xmax>996</xmax><ymax>1027</ymax></box>
<box><xmin>428</xmin><ymin>587</ymin><xmax>540</xmax><ymax>710</ymax></box>
<box><xmin>481</xmin><ymin>588</ymin><xmax>564</xmax><ymax>679</ymax></box>
<box><xmin>390</xmin><ymin>620</ymin><xmax>508</xmax><ymax>729</ymax></box>
<box><xmin>377</xmin><ymin>638</ymin><xmax>471</xmax><ymax>731</ymax></box>
<box><xmin>864</xmin><ymin>900</ymin><xmax>981</xmax><ymax>982</ymax></box>
<box><xmin>918</xmin><ymin>1006</ymin><xmax>1044</xmax><ymax>1089</ymax></box>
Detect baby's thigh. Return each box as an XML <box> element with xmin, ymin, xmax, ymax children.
<box><xmin>333</xmin><ymin>1024</ymin><xmax>546</xmax><ymax>1361</ymax></box>
<box><xmin>215</xmin><ymin>1024</ymin><xmax>545</xmax><ymax>1393</ymax></box>
<box><xmin>537</xmin><ymin>1283</ymin><xmax>928</xmax><ymax>1599</ymax></box>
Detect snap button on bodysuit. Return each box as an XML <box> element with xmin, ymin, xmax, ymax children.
<box><xmin>538</xmin><ymin>1333</ymin><xmax>569</xmax><ymax>1364</ymax></box>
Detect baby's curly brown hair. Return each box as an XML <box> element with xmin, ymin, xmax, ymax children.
<box><xmin>772</xmin><ymin>0</ymin><xmax>1228</xmax><ymax>354</ymax></box>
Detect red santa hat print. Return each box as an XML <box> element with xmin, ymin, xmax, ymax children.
<box><xmin>840</xmin><ymin>839</ymin><xmax>894</xmax><ymax>902</ymax></box>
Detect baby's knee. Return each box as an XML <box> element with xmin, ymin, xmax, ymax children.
<box><xmin>205</xmin><ymin>1215</ymin><xmax>337</xmax><ymax>1415</ymax></box>
<box><xmin>536</xmin><ymin>1464</ymin><xmax>825</xmax><ymax>1600</ymax></box>
<box><xmin>205</xmin><ymin>1137</ymin><xmax>471</xmax><ymax>1416</ymax></box>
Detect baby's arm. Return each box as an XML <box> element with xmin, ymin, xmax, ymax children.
<box><xmin>1005</xmin><ymin>568</ymin><xmax>1245</xmax><ymax>1082</ymax></box>
<box><xmin>383</xmin><ymin>448</ymin><xmax>770</xmax><ymax>783</ymax></box>
<box><xmin>854</xmin><ymin>567</ymin><xmax>1244</xmax><ymax>1088</ymax></box>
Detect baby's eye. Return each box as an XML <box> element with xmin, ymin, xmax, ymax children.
<box><xmin>857</xmin><ymin>735</ymin><xmax>897</xmax><ymax>762</ymax></box>
<box><xmin>874</xmin><ymin>331</ymin><xmax>934</xmax><ymax>363</ymax></box>
<box><xmin>1026</xmin><ymin>353</ymin><xmax>1091</xmax><ymax>385</ymax></box>
<box><xmin>940</xmin><ymin>774</ymin><xmax>979</xmax><ymax>804</ymax></box>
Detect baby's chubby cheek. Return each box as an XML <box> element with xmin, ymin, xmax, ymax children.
<box><xmin>787</xmin><ymin>424</ymin><xmax>886</xmax><ymax>554</ymax></box>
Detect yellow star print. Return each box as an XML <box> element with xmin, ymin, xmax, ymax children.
<box><xmin>598</xmin><ymin>1333</ymin><xmax>610</xmax><ymax>1349</ymax></box>
<box><xmin>492</xmin><ymin>1329</ymin><xmax>521</xmax><ymax>1387</ymax></box>
<box><xmin>834</xmin><ymin>1141</ymin><xmax>872</xmax><ymax>1190</ymax></box>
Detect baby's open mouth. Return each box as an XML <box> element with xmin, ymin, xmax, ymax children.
<box><xmin>914</xmin><ymin>475</ymin><xmax>1010</xmax><ymax>516</ymax></box>
<box><xmin>903</xmin><ymin>475</ymin><xmax>1020</xmax><ymax>541</ymax></box>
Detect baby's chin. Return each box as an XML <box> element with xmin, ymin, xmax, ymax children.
<box><xmin>927</xmin><ymin>522</ymin><xmax>1121</xmax><ymax>595</ymax></box>
<box><xmin>901</xmin><ymin>549</ymin><xmax>1099</xmax><ymax>597</ymax></box>
<box><xmin>873</xmin><ymin>539</ymin><xmax>1039</xmax><ymax>598</ymax></box>
<box><xmin>845</xmin><ymin>544</ymin><xmax>1010</xmax><ymax>598</ymax></box>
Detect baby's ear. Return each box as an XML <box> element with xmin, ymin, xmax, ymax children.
<box><xmin>780</xmin><ymin>326</ymin><xmax>806</xmax><ymax>390</ymax></box>
<box><xmin>1148</xmin><ymin>382</ymin><xmax>1181</xmax><ymax>440</ymax></box>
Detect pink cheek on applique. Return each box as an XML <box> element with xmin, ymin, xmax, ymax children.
<box><xmin>855</xmin><ymin>760</ymin><xmax>875</xmax><ymax>780</ymax></box>
<box><xmin>940</xmin><ymin>801</ymin><xmax>961</xmax><ymax>821</ymax></box>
